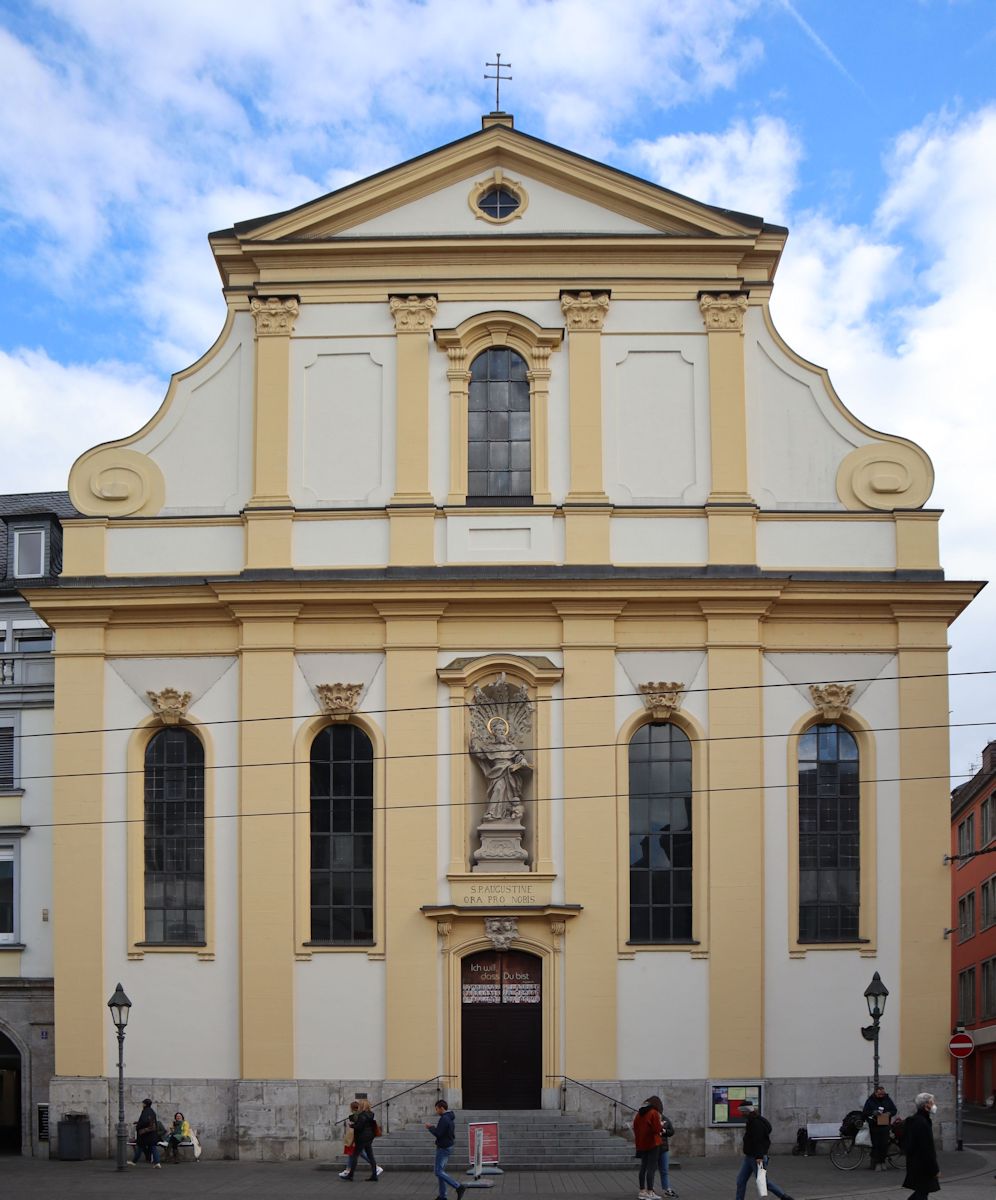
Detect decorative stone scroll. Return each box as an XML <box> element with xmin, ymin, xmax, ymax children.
<box><xmin>250</xmin><ymin>296</ymin><xmax>300</xmax><ymax>336</ymax></box>
<box><xmin>560</xmin><ymin>290</ymin><xmax>610</xmax><ymax>331</ymax></box>
<box><xmin>68</xmin><ymin>445</ymin><xmax>166</xmax><ymax>518</ymax></box>
<box><xmin>809</xmin><ymin>683</ymin><xmax>855</xmax><ymax>720</ymax></box>
<box><xmin>699</xmin><ymin>292</ymin><xmax>749</xmax><ymax>333</ymax></box>
<box><xmin>316</xmin><ymin>682</ymin><xmax>363</xmax><ymax>719</ymax></box>
<box><xmin>835</xmin><ymin>441</ymin><xmax>934</xmax><ymax>511</ymax></box>
<box><xmin>638</xmin><ymin>681</ymin><xmax>685</xmax><ymax>721</ymax></box>
<box><xmin>147</xmin><ymin>688</ymin><xmax>192</xmax><ymax>726</ymax></box>
<box><xmin>470</xmin><ymin>674</ymin><xmax>533</xmax><ymax>873</ymax></box>
<box><xmin>389</xmin><ymin>294</ymin><xmax>438</xmax><ymax>332</ymax></box>
<box><xmin>484</xmin><ymin>915</ymin><xmax>518</xmax><ymax>951</ymax></box>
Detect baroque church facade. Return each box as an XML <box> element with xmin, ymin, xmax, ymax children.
<box><xmin>23</xmin><ymin>113</ymin><xmax>977</xmax><ymax>1157</ymax></box>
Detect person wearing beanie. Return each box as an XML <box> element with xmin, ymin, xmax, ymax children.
<box><xmin>128</xmin><ymin>1098</ymin><xmax>162</xmax><ymax>1168</ymax></box>
<box><xmin>734</xmin><ymin>1100</ymin><xmax>793</xmax><ymax>1200</ymax></box>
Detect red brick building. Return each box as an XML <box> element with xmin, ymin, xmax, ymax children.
<box><xmin>951</xmin><ymin>742</ymin><xmax>996</xmax><ymax>1100</ymax></box>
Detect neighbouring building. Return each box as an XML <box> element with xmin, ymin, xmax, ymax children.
<box><xmin>19</xmin><ymin>112</ymin><xmax>980</xmax><ymax>1159</ymax></box>
<box><xmin>950</xmin><ymin>742</ymin><xmax>996</xmax><ymax>1101</ymax></box>
<box><xmin>0</xmin><ymin>493</ymin><xmax>75</xmax><ymax>1155</ymax></box>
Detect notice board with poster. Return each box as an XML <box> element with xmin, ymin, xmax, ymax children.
<box><xmin>709</xmin><ymin>1082</ymin><xmax>763</xmax><ymax>1126</ymax></box>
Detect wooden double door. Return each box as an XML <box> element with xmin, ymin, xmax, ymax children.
<box><xmin>461</xmin><ymin>949</ymin><xmax>542</xmax><ymax>1109</ymax></box>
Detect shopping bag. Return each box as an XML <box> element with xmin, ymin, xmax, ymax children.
<box><xmin>855</xmin><ymin>1127</ymin><xmax>871</xmax><ymax>1147</ymax></box>
<box><xmin>755</xmin><ymin>1165</ymin><xmax>768</xmax><ymax>1197</ymax></box>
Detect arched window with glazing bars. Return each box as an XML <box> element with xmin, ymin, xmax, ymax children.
<box><xmin>467</xmin><ymin>347</ymin><xmax>531</xmax><ymax>503</ymax></box>
<box><xmin>144</xmin><ymin>727</ymin><xmax>205</xmax><ymax>944</ymax></box>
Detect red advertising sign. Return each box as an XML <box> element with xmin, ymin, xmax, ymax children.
<box><xmin>949</xmin><ymin>1032</ymin><xmax>974</xmax><ymax>1058</ymax></box>
<box><xmin>468</xmin><ymin>1121</ymin><xmax>500</xmax><ymax>1165</ymax></box>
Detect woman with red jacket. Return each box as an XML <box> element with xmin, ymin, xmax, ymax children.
<box><xmin>633</xmin><ymin>1096</ymin><xmax>665</xmax><ymax>1200</ymax></box>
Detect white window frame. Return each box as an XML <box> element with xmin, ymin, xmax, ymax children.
<box><xmin>12</xmin><ymin>528</ymin><xmax>46</xmax><ymax>579</ymax></box>
<box><xmin>984</xmin><ymin>796</ymin><xmax>995</xmax><ymax>848</ymax></box>
<box><xmin>958</xmin><ymin>890</ymin><xmax>976</xmax><ymax>941</ymax></box>
<box><xmin>959</xmin><ymin>966</ymin><xmax>977</xmax><ymax>1025</ymax></box>
<box><xmin>0</xmin><ymin>840</ymin><xmax>20</xmax><ymax>945</ymax></box>
<box><xmin>958</xmin><ymin>813</ymin><xmax>976</xmax><ymax>865</ymax></box>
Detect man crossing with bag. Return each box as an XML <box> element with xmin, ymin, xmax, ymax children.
<box><xmin>734</xmin><ymin>1100</ymin><xmax>794</xmax><ymax>1200</ymax></box>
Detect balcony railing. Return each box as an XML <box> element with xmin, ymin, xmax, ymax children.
<box><xmin>0</xmin><ymin>653</ymin><xmax>55</xmax><ymax>692</ymax></box>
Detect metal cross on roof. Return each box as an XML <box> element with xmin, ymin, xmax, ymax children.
<box><xmin>484</xmin><ymin>53</ymin><xmax>512</xmax><ymax>112</ymax></box>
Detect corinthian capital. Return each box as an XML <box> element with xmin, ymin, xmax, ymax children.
<box><xmin>250</xmin><ymin>296</ymin><xmax>300</xmax><ymax>336</ymax></box>
<box><xmin>389</xmin><ymin>294</ymin><xmax>438</xmax><ymax>332</ymax></box>
<box><xmin>699</xmin><ymin>292</ymin><xmax>749</xmax><ymax>333</ymax></box>
<box><xmin>561</xmin><ymin>291</ymin><xmax>610</xmax><ymax>331</ymax></box>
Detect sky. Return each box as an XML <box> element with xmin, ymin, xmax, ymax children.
<box><xmin>1</xmin><ymin>0</ymin><xmax>994</xmax><ymax>780</ymax></box>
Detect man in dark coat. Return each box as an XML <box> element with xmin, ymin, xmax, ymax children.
<box><xmin>128</xmin><ymin>1098</ymin><xmax>162</xmax><ymax>1167</ymax></box>
<box><xmin>902</xmin><ymin>1092</ymin><xmax>940</xmax><ymax>1200</ymax></box>
<box><xmin>734</xmin><ymin>1100</ymin><xmax>794</xmax><ymax>1200</ymax></box>
<box><xmin>863</xmin><ymin>1084</ymin><xmax>898</xmax><ymax>1169</ymax></box>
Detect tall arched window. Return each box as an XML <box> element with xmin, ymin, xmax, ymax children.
<box><xmin>468</xmin><ymin>347</ymin><xmax>531</xmax><ymax>503</ymax></box>
<box><xmin>310</xmin><ymin>724</ymin><xmax>374</xmax><ymax>943</ymax></box>
<box><xmin>629</xmin><ymin>723</ymin><xmax>693</xmax><ymax>942</ymax></box>
<box><xmin>798</xmin><ymin>723</ymin><xmax>859</xmax><ymax>941</ymax></box>
<box><xmin>144</xmin><ymin>728</ymin><xmax>205</xmax><ymax>943</ymax></box>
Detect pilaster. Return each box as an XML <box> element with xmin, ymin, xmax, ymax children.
<box><xmin>248</xmin><ymin>296</ymin><xmax>299</xmax><ymax>510</ymax></box>
<box><xmin>700</xmin><ymin>293</ymin><xmax>756</xmax><ymax>565</ymax></box>
<box><xmin>557</xmin><ymin>601</ymin><xmax>623</xmax><ymax>1078</ymax></box>
<box><xmin>52</xmin><ymin>616</ymin><xmax>108</xmax><ymax>1076</ymax></box>
<box><xmin>234</xmin><ymin>604</ymin><xmax>299</xmax><ymax>1078</ymax></box>
<box><xmin>701</xmin><ymin>599</ymin><xmax>771</xmax><ymax>1079</ymax></box>
<box><xmin>380</xmin><ymin>603</ymin><xmax>446</xmax><ymax>1078</ymax></box>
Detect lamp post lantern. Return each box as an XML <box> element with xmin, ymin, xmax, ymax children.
<box><xmin>107</xmin><ymin>983</ymin><xmax>132</xmax><ymax>1171</ymax></box>
<box><xmin>861</xmin><ymin>971</ymin><xmax>889</xmax><ymax>1089</ymax></box>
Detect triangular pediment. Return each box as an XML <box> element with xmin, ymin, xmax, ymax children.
<box><xmin>224</xmin><ymin>124</ymin><xmax>771</xmax><ymax>244</ymax></box>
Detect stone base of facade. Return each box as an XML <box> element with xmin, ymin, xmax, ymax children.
<box><xmin>0</xmin><ymin>978</ymin><xmax>54</xmax><ymax>1157</ymax></box>
<box><xmin>47</xmin><ymin>1073</ymin><xmax>957</xmax><ymax>1160</ymax></box>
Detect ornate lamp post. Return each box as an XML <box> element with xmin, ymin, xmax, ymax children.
<box><xmin>106</xmin><ymin>983</ymin><xmax>132</xmax><ymax>1171</ymax></box>
<box><xmin>861</xmin><ymin>971</ymin><xmax>889</xmax><ymax>1089</ymax></box>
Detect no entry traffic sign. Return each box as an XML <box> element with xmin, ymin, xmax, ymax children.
<box><xmin>949</xmin><ymin>1031</ymin><xmax>975</xmax><ymax>1058</ymax></box>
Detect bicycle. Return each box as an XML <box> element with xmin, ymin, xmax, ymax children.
<box><xmin>830</xmin><ymin>1128</ymin><xmax>904</xmax><ymax>1172</ymax></box>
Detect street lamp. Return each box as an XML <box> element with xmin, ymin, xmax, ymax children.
<box><xmin>107</xmin><ymin>983</ymin><xmax>132</xmax><ymax>1171</ymax></box>
<box><xmin>861</xmin><ymin>971</ymin><xmax>889</xmax><ymax>1089</ymax></box>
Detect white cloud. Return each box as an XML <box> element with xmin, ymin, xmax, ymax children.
<box><xmin>0</xmin><ymin>349</ymin><xmax>162</xmax><ymax>492</ymax></box>
<box><xmin>630</xmin><ymin>116</ymin><xmax>802</xmax><ymax>223</ymax></box>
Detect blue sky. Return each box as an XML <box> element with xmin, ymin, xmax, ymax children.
<box><xmin>1</xmin><ymin>0</ymin><xmax>995</xmax><ymax>776</ymax></box>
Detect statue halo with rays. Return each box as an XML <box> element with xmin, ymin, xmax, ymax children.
<box><xmin>469</xmin><ymin>673</ymin><xmax>534</xmax><ymax>822</ymax></box>
<box><xmin>469</xmin><ymin>672</ymin><xmax>533</xmax><ymax>749</ymax></box>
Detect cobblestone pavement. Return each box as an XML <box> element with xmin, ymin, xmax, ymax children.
<box><xmin>1</xmin><ymin>1148</ymin><xmax>993</xmax><ymax>1200</ymax></box>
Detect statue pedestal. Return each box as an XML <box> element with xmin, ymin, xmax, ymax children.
<box><xmin>472</xmin><ymin>819</ymin><xmax>528</xmax><ymax>873</ymax></box>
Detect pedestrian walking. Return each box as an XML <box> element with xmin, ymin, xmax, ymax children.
<box><xmin>343</xmin><ymin>1098</ymin><xmax>379</xmax><ymax>1181</ymax></box>
<box><xmin>862</xmin><ymin>1084</ymin><xmax>897</xmax><ymax>1170</ymax></box>
<box><xmin>425</xmin><ymin>1099</ymin><xmax>466</xmax><ymax>1200</ymax></box>
<box><xmin>340</xmin><ymin>1100</ymin><xmax>384</xmax><ymax>1179</ymax></box>
<box><xmin>734</xmin><ymin>1100</ymin><xmax>794</xmax><ymax>1200</ymax></box>
<box><xmin>127</xmin><ymin>1098</ymin><xmax>162</xmax><ymax>1168</ymax></box>
<box><xmin>902</xmin><ymin>1093</ymin><xmax>940</xmax><ymax>1200</ymax></box>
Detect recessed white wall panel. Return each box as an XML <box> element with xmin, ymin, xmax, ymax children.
<box><xmin>296</xmin><ymin>957</ymin><xmax>386</xmax><ymax>1078</ymax></box>
<box><xmin>618</xmin><ymin>956</ymin><xmax>709</xmax><ymax>1077</ymax></box>
<box><xmin>106</xmin><ymin>525</ymin><xmax>244</xmax><ymax>575</ymax></box>
<box><xmin>610</xmin><ymin>517</ymin><xmax>708</xmax><ymax>565</ymax></box>
<box><xmin>757</xmin><ymin>520</ymin><xmax>896</xmax><ymax>570</ymax></box>
<box><xmin>293</xmin><ymin>519</ymin><xmax>389</xmax><ymax>568</ymax></box>
<box><xmin>293</xmin><ymin>303</ymin><xmax>396</xmax><ymax>339</ymax></box>
<box><xmin>444</xmin><ymin>514</ymin><xmax>562</xmax><ymax>563</ymax></box>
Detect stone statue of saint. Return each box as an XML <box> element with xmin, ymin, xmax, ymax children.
<box><xmin>472</xmin><ymin>717</ymin><xmax>532</xmax><ymax>822</ymax></box>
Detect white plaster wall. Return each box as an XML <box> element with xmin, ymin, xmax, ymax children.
<box><xmin>615</xmin><ymin>653</ymin><xmax>709</xmax><ymax>741</ymax></box>
<box><xmin>294</xmin><ymin>653</ymin><xmax>386</xmax><ymax>736</ymax></box>
<box><xmin>745</xmin><ymin>309</ymin><xmax>872</xmax><ymax>509</ymax></box>
<box><xmin>618</xmin><ymin>956</ymin><xmax>709</xmax><ymax>1077</ymax></box>
<box><xmin>436</xmin><ymin>679</ymin><xmax>451</xmax><ymax>903</ymax></box>
<box><xmin>549</xmin><ymin>679</ymin><xmax>565</xmax><ymax>906</ymax></box>
<box><xmin>429</xmin><ymin>335</ymin><xmax>452</xmax><ymax>504</ymax></box>
<box><xmin>293</xmin><ymin>519</ymin><xmax>389</xmax><ymax>568</ymax></box>
<box><xmin>344</xmin><ymin>173</ymin><xmax>659</xmax><ymax>237</ymax></box>
<box><xmin>106</xmin><ymin>525</ymin><xmax>244</xmax><ymax>575</ymax></box>
<box><xmin>101</xmin><ymin>658</ymin><xmax>242</xmax><ymax>1078</ymax></box>
<box><xmin>757</xmin><ymin>520</ymin><xmax>896</xmax><ymax>570</ymax></box>
<box><xmin>602</xmin><ymin>300</ymin><xmax>706</xmax><ymax>337</ymax></box>
<box><xmin>762</xmin><ymin>653</ymin><xmax>901</xmax><ymax>1077</ymax></box>
<box><xmin>603</xmin><ymin>329</ymin><xmax>711</xmax><ymax>507</ymax></box>
<box><xmin>135</xmin><ymin>314</ymin><xmax>255</xmax><ymax>515</ymax></box>
<box><xmin>610</xmin><ymin>517</ymin><xmax>708</xmax><ymax>565</ymax></box>
<box><xmin>294</xmin><ymin>303</ymin><xmax>396</xmax><ymax>340</ymax></box>
<box><xmin>290</xmin><ymin>337</ymin><xmax>396</xmax><ymax>508</ymax></box>
<box><xmin>295</xmin><ymin>956</ymin><xmax>386</xmax><ymax>1078</ymax></box>
<box><xmin>444</xmin><ymin>514</ymin><xmax>562</xmax><ymax>564</ymax></box>
<box><xmin>18</xmin><ymin>706</ymin><xmax>54</xmax><ymax>976</ymax></box>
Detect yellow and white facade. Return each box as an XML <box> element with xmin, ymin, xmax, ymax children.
<box><xmin>26</xmin><ymin>115</ymin><xmax>979</xmax><ymax>1158</ymax></box>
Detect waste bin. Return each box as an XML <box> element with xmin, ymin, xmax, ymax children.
<box><xmin>57</xmin><ymin>1112</ymin><xmax>91</xmax><ymax>1160</ymax></box>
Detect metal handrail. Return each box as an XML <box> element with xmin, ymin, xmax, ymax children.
<box><xmin>547</xmin><ymin>1075</ymin><xmax>638</xmax><ymax>1134</ymax></box>
<box><xmin>335</xmin><ymin>1075</ymin><xmax>455</xmax><ymax>1135</ymax></box>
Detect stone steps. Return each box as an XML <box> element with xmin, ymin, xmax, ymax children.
<box><xmin>367</xmin><ymin>1111</ymin><xmax>638</xmax><ymax>1170</ymax></box>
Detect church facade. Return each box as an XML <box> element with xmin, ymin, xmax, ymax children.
<box><xmin>25</xmin><ymin>114</ymin><xmax>977</xmax><ymax>1158</ymax></box>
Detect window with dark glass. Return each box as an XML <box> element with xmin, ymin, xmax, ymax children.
<box><xmin>144</xmin><ymin>728</ymin><xmax>205</xmax><ymax>943</ymax></box>
<box><xmin>959</xmin><ymin>891</ymin><xmax>976</xmax><ymax>941</ymax></box>
<box><xmin>477</xmin><ymin>186</ymin><xmax>520</xmax><ymax>219</ymax></box>
<box><xmin>629</xmin><ymin>723</ymin><xmax>693</xmax><ymax>942</ymax></box>
<box><xmin>798</xmin><ymin>723</ymin><xmax>859</xmax><ymax>941</ymax></box>
<box><xmin>468</xmin><ymin>348</ymin><xmax>531</xmax><ymax>503</ymax></box>
<box><xmin>958</xmin><ymin>966</ymin><xmax>977</xmax><ymax>1025</ymax></box>
<box><xmin>310</xmin><ymin>724</ymin><xmax>373</xmax><ymax>943</ymax></box>
<box><xmin>0</xmin><ymin>727</ymin><xmax>13</xmax><ymax>791</ymax></box>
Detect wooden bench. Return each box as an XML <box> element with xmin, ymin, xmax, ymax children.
<box><xmin>802</xmin><ymin>1123</ymin><xmax>842</xmax><ymax>1154</ymax></box>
